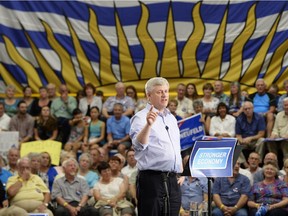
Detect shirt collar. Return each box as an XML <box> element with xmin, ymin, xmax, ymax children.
<box><xmin>146</xmin><ymin>103</ymin><xmax>170</xmax><ymax>117</ymax></box>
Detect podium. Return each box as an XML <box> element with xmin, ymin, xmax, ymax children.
<box><xmin>182</xmin><ymin>139</ymin><xmax>240</xmax><ymax>216</ymax></box>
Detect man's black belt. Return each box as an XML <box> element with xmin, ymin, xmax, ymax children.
<box><xmin>139</xmin><ymin>170</ymin><xmax>177</xmax><ymax>177</ymax></box>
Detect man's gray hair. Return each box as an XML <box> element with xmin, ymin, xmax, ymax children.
<box><xmin>283</xmin><ymin>97</ymin><xmax>288</xmax><ymax>103</ymax></box>
<box><xmin>17</xmin><ymin>157</ymin><xmax>31</xmax><ymax>166</ymax></box>
<box><xmin>145</xmin><ymin>77</ymin><xmax>169</xmax><ymax>95</ymax></box>
<box><xmin>62</xmin><ymin>157</ymin><xmax>79</xmax><ymax>169</ymax></box>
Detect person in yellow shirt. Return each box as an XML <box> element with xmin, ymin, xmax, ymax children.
<box><xmin>6</xmin><ymin>157</ymin><xmax>53</xmax><ymax>216</ymax></box>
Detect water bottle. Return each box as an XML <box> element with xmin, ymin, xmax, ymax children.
<box><xmin>190</xmin><ymin>201</ymin><xmax>198</xmax><ymax>216</ymax></box>
<box><xmin>201</xmin><ymin>201</ymin><xmax>208</xmax><ymax>216</ymax></box>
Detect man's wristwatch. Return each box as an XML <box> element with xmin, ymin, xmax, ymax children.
<box><xmin>44</xmin><ymin>202</ymin><xmax>49</xmax><ymax>207</ymax></box>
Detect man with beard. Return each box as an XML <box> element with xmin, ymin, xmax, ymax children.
<box><xmin>52</xmin><ymin>158</ymin><xmax>99</xmax><ymax>216</ymax></box>
<box><xmin>9</xmin><ymin>100</ymin><xmax>34</xmax><ymax>148</ymax></box>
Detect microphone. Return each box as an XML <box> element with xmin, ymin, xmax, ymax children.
<box><xmin>165</xmin><ymin>125</ymin><xmax>169</xmax><ymax>131</ymax></box>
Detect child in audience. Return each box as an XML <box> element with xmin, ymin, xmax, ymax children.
<box><xmin>64</xmin><ymin>108</ymin><xmax>85</xmax><ymax>153</ymax></box>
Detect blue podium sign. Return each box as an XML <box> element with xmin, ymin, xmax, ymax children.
<box><xmin>190</xmin><ymin>140</ymin><xmax>237</xmax><ymax>177</ymax></box>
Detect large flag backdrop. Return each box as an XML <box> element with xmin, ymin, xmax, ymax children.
<box><xmin>0</xmin><ymin>1</ymin><xmax>287</xmax><ymax>96</ymax></box>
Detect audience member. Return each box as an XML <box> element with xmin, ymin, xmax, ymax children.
<box><xmin>102</xmin><ymin>82</ymin><xmax>135</xmax><ymax>119</ymax></box>
<box><xmin>90</xmin><ymin>148</ymin><xmax>103</xmax><ymax>173</ymax></box>
<box><xmin>46</xmin><ymin>83</ymin><xmax>57</xmax><ymax>100</ymax></box>
<box><xmin>193</xmin><ymin>99</ymin><xmax>211</xmax><ymax>134</ymax></box>
<box><xmin>167</xmin><ymin>99</ymin><xmax>182</xmax><ymax>121</ymax></box>
<box><xmin>253</xmin><ymin>152</ymin><xmax>283</xmax><ymax>184</ymax></box>
<box><xmin>78</xmin><ymin>83</ymin><xmax>102</xmax><ymax>117</ymax></box>
<box><xmin>50</xmin><ymin>84</ymin><xmax>77</xmax><ymax>144</ymax></box>
<box><xmin>4</xmin><ymin>148</ymin><xmax>19</xmax><ymax>175</ymax></box>
<box><xmin>22</xmin><ymin>86</ymin><xmax>34</xmax><ymax>113</ymax></box>
<box><xmin>78</xmin><ymin>153</ymin><xmax>99</xmax><ymax>189</ymax></box>
<box><xmin>76</xmin><ymin>89</ymin><xmax>85</xmax><ymax>104</ymax></box>
<box><xmin>209</xmin><ymin>102</ymin><xmax>236</xmax><ymax>138</ymax></box>
<box><xmin>246</xmin><ymin>152</ymin><xmax>262</xmax><ymax>179</ymax></box>
<box><xmin>282</xmin><ymin>158</ymin><xmax>288</xmax><ymax>183</ymax></box>
<box><xmin>93</xmin><ymin>161</ymin><xmax>134</xmax><ymax>216</ymax></box>
<box><xmin>248</xmin><ymin>161</ymin><xmax>288</xmax><ymax>215</ymax></box>
<box><xmin>134</xmin><ymin>89</ymin><xmax>147</xmax><ymax>114</ymax></box>
<box><xmin>98</xmin><ymin>147</ymin><xmax>108</xmax><ymax>163</ymax></box>
<box><xmin>277</xmin><ymin>79</ymin><xmax>288</xmax><ymax>112</ymax></box>
<box><xmin>267</xmin><ymin>97</ymin><xmax>288</xmax><ymax>164</ymax></box>
<box><xmin>248</xmin><ymin>78</ymin><xmax>276</xmax><ymax>137</ymax></box>
<box><xmin>109</xmin><ymin>156</ymin><xmax>129</xmax><ymax>192</ymax></box>
<box><xmin>0</xmin><ymin>155</ymin><xmax>12</xmax><ymax>188</ymax></box>
<box><xmin>212</xmin><ymin>160</ymin><xmax>250</xmax><ymax>216</ymax></box>
<box><xmin>9</xmin><ymin>100</ymin><xmax>34</xmax><ymax>147</ymax></box>
<box><xmin>235</xmin><ymin>101</ymin><xmax>265</xmax><ymax>166</ymax></box>
<box><xmin>6</xmin><ymin>157</ymin><xmax>53</xmax><ymax>215</ymax></box>
<box><xmin>175</xmin><ymin>83</ymin><xmax>193</xmax><ymax>118</ymax></box>
<box><xmin>0</xmin><ymin>179</ymin><xmax>25</xmax><ymax>215</ymax></box>
<box><xmin>185</xmin><ymin>83</ymin><xmax>199</xmax><ymax>101</ymax></box>
<box><xmin>121</xmin><ymin>149</ymin><xmax>137</xmax><ymax>179</ymax></box>
<box><xmin>104</xmin><ymin>103</ymin><xmax>131</xmax><ymax>156</ymax></box>
<box><xmin>52</xmin><ymin>158</ymin><xmax>98</xmax><ymax>216</ymax></box>
<box><xmin>3</xmin><ymin>84</ymin><xmax>19</xmax><ymax>117</ymax></box>
<box><xmin>39</xmin><ymin>152</ymin><xmax>58</xmax><ymax>191</ymax></box>
<box><xmin>268</xmin><ymin>83</ymin><xmax>281</xmax><ymax>105</ymax></box>
<box><xmin>125</xmin><ymin>85</ymin><xmax>138</xmax><ymax>109</ymax></box>
<box><xmin>96</xmin><ymin>90</ymin><xmax>104</xmax><ymax>103</ymax></box>
<box><xmin>201</xmin><ymin>83</ymin><xmax>220</xmax><ymax>117</ymax></box>
<box><xmin>83</xmin><ymin>106</ymin><xmax>105</xmax><ymax>152</ymax></box>
<box><xmin>29</xmin><ymin>86</ymin><xmax>51</xmax><ymax>117</ymax></box>
<box><xmin>213</xmin><ymin>80</ymin><xmax>229</xmax><ymax>104</ymax></box>
<box><xmin>54</xmin><ymin>150</ymin><xmax>77</xmax><ymax>175</ymax></box>
<box><xmin>27</xmin><ymin>152</ymin><xmax>41</xmax><ymax>175</ymax></box>
<box><xmin>227</xmin><ymin>81</ymin><xmax>245</xmax><ymax>117</ymax></box>
<box><xmin>0</xmin><ymin>102</ymin><xmax>11</xmax><ymax>131</ymax></box>
<box><xmin>181</xmin><ymin>99</ymin><xmax>211</xmax><ymax>167</ymax></box>
<box><xmin>34</xmin><ymin>105</ymin><xmax>58</xmax><ymax>141</ymax></box>
<box><xmin>179</xmin><ymin>176</ymin><xmax>208</xmax><ymax>215</ymax></box>
<box><xmin>114</xmin><ymin>153</ymin><xmax>126</xmax><ymax>170</ymax></box>
<box><xmin>64</xmin><ymin>108</ymin><xmax>85</xmax><ymax>153</ymax></box>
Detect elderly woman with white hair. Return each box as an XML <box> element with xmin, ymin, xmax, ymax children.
<box><xmin>78</xmin><ymin>153</ymin><xmax>99</xmax><ymax>189</ymax></box>
<box><xmin>248</xmin><ymin>161</ymin><xmax>288</xmax><ymax>216</ymax></box>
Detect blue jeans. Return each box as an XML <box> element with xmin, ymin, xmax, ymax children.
<box><xmin>212</xmin><ymin>207</ymin><xmax>248</xmax><ymax>216</ymax></box>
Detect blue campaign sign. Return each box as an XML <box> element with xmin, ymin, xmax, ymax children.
<box><xmin>190</xmin><ymin>140</ymin><xmax>237</xmax><ymax>177</ymax></box>
<box><xmin>178</xmin><ymin>113</ymin><xmax>205</xmax><ymax>150</ymax></box>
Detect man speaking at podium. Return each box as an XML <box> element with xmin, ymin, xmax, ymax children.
<box><xmin>130</xmin><ymin>77</ymin><xmax>183</xmax><ymax>216</ymax></box>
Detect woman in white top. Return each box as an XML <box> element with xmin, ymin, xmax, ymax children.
<box><xmin>209</xmin><ymin>102</ymin><xmax>236</xmax><ymax>138</ymax></box>
<box><xmin>78</xmin><ymin>83</ymin><xmax>102</xmax><ymax>117</ymax></box>
<box><xmin>93</xmin><ymin>162</ymin><xmax>134</xmax><ymax>216</ymax></box>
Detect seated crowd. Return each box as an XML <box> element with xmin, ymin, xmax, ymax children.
<box><xmin>0</xmin><ymin>78</ymin><xmax>288</xmax><ymax>215</ymax></box>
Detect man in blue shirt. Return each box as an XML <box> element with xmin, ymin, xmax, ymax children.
<box><xmin>212</xmin><ymin>160</ymin><xmax>250</xmax><ymax>216</ymax></box>
<box><xmin>130</xmin><ymin>77</ymin><xmax>182</xmax><ymax>216</ymax></box>
<box><xmin>236</xmin><ymin>101</ymin><xmax>266</xmax><ymax>166</ymax></box>
<box><xmin>105</xmin><ymin>103</ymin><xmax>131</xmax><ymax>156</ymax></box>
<box><xmin>249</xmin><ymin>79</ymin><xmax>276</xmax><ymax>137</ymax></box>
